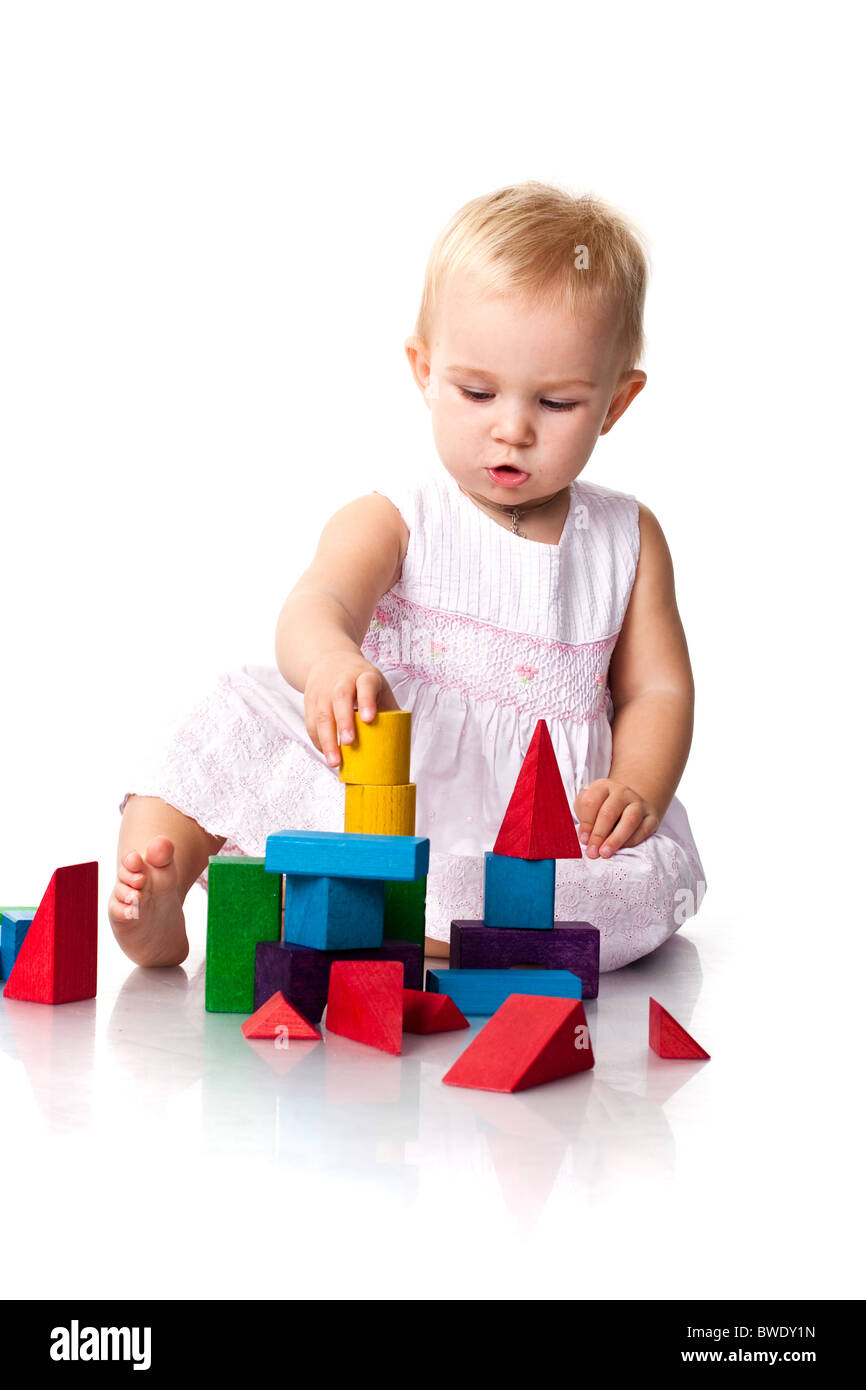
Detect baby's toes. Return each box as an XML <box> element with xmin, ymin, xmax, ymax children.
<box><xmin>122</xmin><ymin>849</ymin><xmax>146</xmax><ymax>876</ymax></box>
<box><xmin>144</xmin><ymin>836</ymin><xmax>176</xmax><ymax>872</ymax></box>
<box><xmin>118</xmin><ymin>858</ymin><xmax>147</xmax><ymax>890</ymax></box>
<box><xmin>110</xmin><ymin>885</ymin><xmax>140</xmax><ymax>923</ymax></box>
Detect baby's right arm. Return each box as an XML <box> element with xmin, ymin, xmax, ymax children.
<box><xmin>275</xmin><ymin>492</ymin><xmax>409</xmax><ymax>769</ymax></box>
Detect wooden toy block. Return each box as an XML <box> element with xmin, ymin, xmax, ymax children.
<box><xmin>205</xmin><ymin>856</ymin><xmax>282</xmax><ymax>1013</ymax></box>
<box><xmin>443</xmin><ymin>995</ymin><xmax>594</xmax><ymax>1092</ymax></box>
<box><xmin>383</xmin><ymin>876</ymin><xmax>426</xmax><ymax>947</ymax></box>
<box><xmin>283</xmin><ymin>874</ymin><xmax>384</xmax><ymax>950</ymax></box>
<box><xmin>265</xmin><ymin>828</ymin><xmax>429</xmax><ymax>881</ymax></box>
<box><xmin>483</xmin><ymin>852</ymin><xmax>555</xmax><ymax>929</ymax></box>
<box><xmin>425</xmin><ymin>967</ymin><xmax>582</xmax><ymax>1015</ymax></box>
<box><xmin>492</xmin><ymin>718</ymin><xmax>582</xmax><ymax>860</ymax></box>
<box><xmin>326</xmin><ymin>960</ymin><xmax>404</xmax><ymax>1054</ymax></box>
<box><xmin>403</xmin><ymin>987</ymin><xmax>469</xmax><ymax>1034</ymax></box>
<box><xmin>0</xmin><ymin>908</ymin><xmax>36</xmax><ymax>980</ymax></box>
<box><xmin>242</xmin><ymin>990</ymin><xmax>321</xmax><ymax>1041</ymax></box>
<box><xmin>649</xmin><ymin>998</ymin><xmax>710</xmax><ymax>1059</ymax></box>
<box><xmin>338</xmin><ymin>709</ymin><xmax>412</xmax><ymax>785</ymax></box>
<box><xmin>344</xmin><ymin>782</ymin><xmax>416</xmax><ymax>835</ymax></box>
<box><xmin>3</xmin><ymin>863</ymin><xmax>97</xmax><ymax>1004</ymax></box>
<box><xmin>450</xmin><ymin>919</ymin><xmax>600</xmax><ymax>999</ymax></box>
<box><xmin>255</xmin><ymin>938</ymin><xmax>423</xmax><ymax>1024</ymax></box>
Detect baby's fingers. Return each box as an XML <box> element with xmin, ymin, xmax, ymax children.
<box><xmin>596</xmin><ymin>801</ymin><xmax>646</xmax><ymax>859</ymax></box>
<box><xmin>583</xmin><ymin>792</ymin><xmax>630</xmax><ymax>859</ymax></box>
<box><xmin>332</xmin><ymin>679</ymin><xmax>361</xmax><ymax>749</ymax></box>
<box><xmin>574</xmin><ymin>782</ymin><xmax>610</xmax><ymax>845</ymax></box>
<box><xmin>356</xmin><ymin>670</ymin><xmax>401</xmax><ymax>718</ymax></box>
<box><xmin>307</xmin><ymin>702</ymin><xmax>341</xmax><ymax>767</ymax></box>
<box><xmin>621</xmin><ymin>812</ymin><xmax>660</xmax><ymax>850</ymax></box>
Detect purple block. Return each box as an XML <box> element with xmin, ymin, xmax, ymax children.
<box><xmin>449</xmin><ymin>919</ymin><xmax>600</xmax><ymax>999</ymax></box>
<box><xmin>254</xmin><ymin>938</ymin><xmax>423</xmax><ymax>1023</ymax></box>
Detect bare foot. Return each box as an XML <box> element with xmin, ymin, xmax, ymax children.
<box><xmin>109</xmin><ymin>836</ymin><xmax>189</xmax><ymax>966</ymax></box>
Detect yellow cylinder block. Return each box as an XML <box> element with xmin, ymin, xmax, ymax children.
<box><xmin>338</xmin><ymin>709</ymin><xmax>412</xmax><ymax>786</ymax></box>
<box><xmin>344</xmin><ymin>782</ymin><xmax>416</xmax><ymax>835</ymax></box>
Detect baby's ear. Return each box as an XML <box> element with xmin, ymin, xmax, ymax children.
<box><xmin>404</xmin><ymin>335</ymin><xmax>434</xmax><ymax>399</ymax></box>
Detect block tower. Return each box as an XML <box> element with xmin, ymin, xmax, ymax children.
<box><xmin>433</xmin><ymin>718</ymin><xmax>601</xmax><ymax>1007</ymax></box>
<box><xmin>205</xmin><ymin>709</ymin><xmax>429</xmax><ymax>1024</ymax></box>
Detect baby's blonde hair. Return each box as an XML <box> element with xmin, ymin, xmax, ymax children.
<box><xmin>414</xmin><ymin>180</ymin><xmax>649</xmax><ymax>378</ymax></box>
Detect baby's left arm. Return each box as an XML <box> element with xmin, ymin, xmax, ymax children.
<box><xmin>574</xmin><ymin>503</ymin><xmax>695</xmax><ymax>858</ymax></box>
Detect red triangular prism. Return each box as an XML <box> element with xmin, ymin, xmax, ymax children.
<box><xmin>402</xmin><ymin>988</ymin><xmax>469</xmax><ymax>1034</ymax></box>
<box><xmin>326</xmin><ymin>961</ymin><xmax>403</xmax><ymax>1054</ymax></box>
<box><xmin>3</xmin><ymin>862</ymin><xmax>97</xmax><ymax>1004</ymax></box>
<box><xmin>242</xmin><ymin>990</ymin><xmax>320</xmax><ymax>1040</ymax></box>
<box><xmin>649</xmin><ymin>998</ymin><xmax>710</xmax><ymax>1059</ymax></box>
<box><xmin>492</xmin><ymin>719</ymin><xmax>581</xmax><ymax>859</ymax></box>
<box><xmin>443</xmin><ymin>994</ymin><xmax>594</xmax><ymax>1092</ymax></box>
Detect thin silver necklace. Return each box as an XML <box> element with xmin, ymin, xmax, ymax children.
<box><xmin>459</xmin><ymin>484</ymin><xmax>569</xmax><ymax>539</ymax></box>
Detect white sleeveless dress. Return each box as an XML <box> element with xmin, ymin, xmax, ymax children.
<box><xmin>121</xmin><ymin>464</ymin><xmax>706</xmax><ymax>971</ymax></box>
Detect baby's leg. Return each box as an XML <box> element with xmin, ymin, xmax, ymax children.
<box><xmin>109</xmin><ymin>794</ymin><xmax>226</xmax><ymax>968</ymax></box>
<box><xmin>424</xmin><ymin>937</ymin><xmax>449</xmax><ymax>958</ymax></box>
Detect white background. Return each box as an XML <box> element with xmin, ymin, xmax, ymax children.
<box><xmin>1</xmin><ymin>0</ymin><xmax>863</xmax><ymax>1301</ymax></box>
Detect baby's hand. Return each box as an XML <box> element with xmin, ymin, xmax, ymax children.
<box><xmin>574</xmin><ymin>779</ymin><xmax>660</xmax><ymax>859</ymax></box>
<box><xmin>304</xmin><ymin>652</ymin><xmax>400</xmax><ymax>768</ymax></box>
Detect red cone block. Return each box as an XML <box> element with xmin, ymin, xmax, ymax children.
<box><xmin>649</xmin><ymin>998</ymin><xmax>710</xmax><ymax>1059</ymax></box>
<box><xmin>443</xmin><ymin>994</ymin><xmax>594</xmax><ymax>1092</ymax></box>
<box><xmin>492</xmin><ymin>719</ymin><xmax>581</xmax><ymax>859</ymax></box>
<box><xmin>3</xmin><ymin>862</ymin><xmax>97</xmax><ymax>1004</ymax></box>
<box><xmin>402</xmin><ymin>987</ymin><xmax>469</xmax><ymax>1034</ymax></box>
<box><xmin>326</xmin><ymin>960</ymin><xmax>404</xmax><ymax>1054</ymax></box>
<box><xmin>242</xmin><ymin>990</ymin><xmax>320</xmax><ymax>1040</ymax></box>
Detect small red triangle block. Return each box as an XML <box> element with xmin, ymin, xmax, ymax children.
<box><xmin>326</xmin><ymin>960</ymin><xmax>404</xmax><ymax>1054</ymax></box>
<box><xmin>492</xmin><ymin>719</ymin><xmax>582</xmax><ymax>859</ymax></box>
<box><xmin>402</xmin><ymin>988</ymin><xmax>469</xmax><ymax>1034</ymax></box>
<box><xmin>3</xmin><ymin>862</ymin><xmax>98</xmax><ymax>1004</ymax></box>
<box><xmin>649</xmin><ymin>998</ymin><xmax>710</xmax><ymax>1059</ymax></box>
<box><xmin>242</xmin><ymin>990</ymin><xmax>320</xmax><ymax>1040</ymax></box>
<box><xmin>443</xmin><ymin>994</ymin><xmax>594</xmax><ymax>1092</ymax></box>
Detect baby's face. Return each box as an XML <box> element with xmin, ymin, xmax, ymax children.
<box><xmin>408</xmin><ymin>272</ymin><xmax>645</xmax><ymax>504</ymax></box>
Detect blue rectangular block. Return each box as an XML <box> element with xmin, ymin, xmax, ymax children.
<box><xmin>283</xmin><ymin>875</ymin><xmax>384</xmax><ymax>950</ymax></box>
<box><xmin>265</xmin><ymin>829</ymin><xmax>429</xmax><ymax>882</ymax></box>
<box><xmin>483</xmin><ymin>852</ymin><xmax>555</xmax><ymax>929</ymax></box>
<box><xmin>425</xmin><ymin>968</ymin><xmax>582</xmax><ymax>1015</ymax></box>
<box><xmin>0</xmin><ymin>909</ymin><xmax>36</xmax><ymax>980</ymax></box>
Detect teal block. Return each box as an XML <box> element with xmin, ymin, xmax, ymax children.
<box><xmin>205</xmin><ymin>857</ymin><xmax>282</xmax><ymax>1013</ymax></box>
<box><xmin>283</xmin><ymin>875</ymin><xmax>384</xmax><ymax>950</ymax></box>
<box><xmin>425</xmin><ymin>968</ymin><xmax>582</xmax><ymax>1015</ymax></box>
<box><xmin>1</xmin><ymin>908</ymin><xmax>37</xmax><ymax>980</ymax></box>
<box><xmin>265</xmin><ymin>829</ymin><xmax>429</xmax><ymax>882</ymax></box>
<box><xmin>483</xmin><ymin>852</ymin><xmax>555</xmax><ymax>929</ymax></box>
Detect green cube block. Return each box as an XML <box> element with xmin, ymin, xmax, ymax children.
<box><xmin>383</xmin><ymin>875</ymin><xmax>426</xmax><ymax>947</ymax></box>
<box><xmin>205</xmin><ymin>856</ymin><xmax>282</xmax><ymax>1013</ymax></box>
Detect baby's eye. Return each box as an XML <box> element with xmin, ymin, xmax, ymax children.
<box><xmin>458</xmin><ymin>386</ymin><xmax>580</xmax><ymax>412</ymax></box>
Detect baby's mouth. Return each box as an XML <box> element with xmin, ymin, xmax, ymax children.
<box><xmin>486</xmin><ymin>464</ymin><xmax>530</xmax><ymax>487</ymax></box>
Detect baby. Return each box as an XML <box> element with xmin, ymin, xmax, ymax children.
<box><xmin>110</xmin><ymin>180</ymin><xmax>706</xmax><ymax>971</ymax></box>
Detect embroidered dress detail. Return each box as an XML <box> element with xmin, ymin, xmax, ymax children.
<box><xmin>361</xmin><ymin>592</ymin><xmax>618</xmax><ymax>725</ymax></box>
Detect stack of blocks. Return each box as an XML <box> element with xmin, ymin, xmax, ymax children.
<box><xmin>341</xmin><ymin>709</ymin><xmax>426</xmax><ymax>948</ymax></box>
<box><xmin>427</xmin><ymin>718</ymin><xmax>601</xmax><ymax>1013</ymax></box>
<box><xmin>205</xmin><ymin>711</ymin><xmax>428</xmax><ymax>1024</ymax></box>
